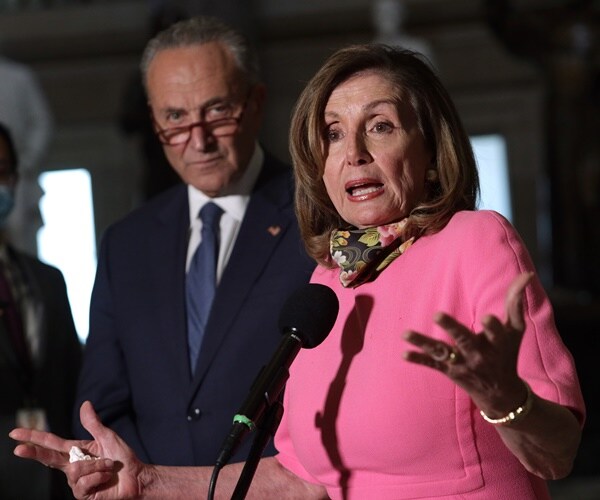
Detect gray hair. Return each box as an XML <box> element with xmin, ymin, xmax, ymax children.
<box><xmin>140</xmin><ymin>16</ymin><xmax>261</xmax><ymax>93</ymax></box>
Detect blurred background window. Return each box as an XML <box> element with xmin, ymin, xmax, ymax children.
<box><xmin>37</xmin><ymin>168</ymin><xmax>97</xmax><ymax>343</ymax></box>
<box><xmin>471</xmin><ymin>134</ymin><xmax>512</xmax><ymax>222</ymax></box>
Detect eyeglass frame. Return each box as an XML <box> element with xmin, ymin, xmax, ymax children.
<box><xmin>150</xmin><ymin>90</ymin><xmax>252</xmax><ymax>146</ymax></box>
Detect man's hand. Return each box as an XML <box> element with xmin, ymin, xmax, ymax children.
<box><xmin>11</xmin><ymin>401</ymin><xmax>148</xmax><ymax>499</ymax></box>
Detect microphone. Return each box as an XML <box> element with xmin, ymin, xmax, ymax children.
<box><xmin>214</xmin><ymin>283</ymin><xmax>339</xmax><ymax>468</ymax></box>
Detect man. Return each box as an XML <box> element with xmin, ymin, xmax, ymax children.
<box><xmin>0</xmin><ymin>122</ymin><xmax>81</xmax><ymax>499</ymax></box>
<box><xmin>73</xmin><ymin>16</ymin><xmax>315</xmax><ymax>467</ymax></box>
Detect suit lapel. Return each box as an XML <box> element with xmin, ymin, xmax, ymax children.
<box><xmin>151</xmin><ymin>186</ymin><xmax>193</xmax><ymax>386</ymax></box>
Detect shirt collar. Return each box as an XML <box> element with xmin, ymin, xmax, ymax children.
<box><xmin>187</xmin><ymin>144</ymin><xmax>263</xmax><ymax>223</ymax></box>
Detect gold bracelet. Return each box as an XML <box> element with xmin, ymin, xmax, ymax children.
<box><xmin>480</xmin><ymin>381</ymin><xmax>533</xmax><ymax>426</ymax></box>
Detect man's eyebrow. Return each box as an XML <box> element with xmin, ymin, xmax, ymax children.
<box><xmin>158</xmin><ymin>97</ymin><xmax>231</xmax><ymax>116</ymax></box>
<box><xmin>203</xmin><ymin>96</ymin><xmax>230</xmax><ymax>107</ymax></box>
<box><xmin>156</xmin><ymin>105</ymin><xmax>186</xmax><ymax>116</ymax></box>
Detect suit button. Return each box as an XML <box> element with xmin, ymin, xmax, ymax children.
<box><xmin>187</xmin><ymin>408</ymin><xmax>201</xmax><ymax>421</ymax></box>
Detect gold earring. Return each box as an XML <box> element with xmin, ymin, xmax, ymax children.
<box><xmin>426</xmin><ymin>169</ymin><xmax>438</xmax><ymax>182</ymax></box>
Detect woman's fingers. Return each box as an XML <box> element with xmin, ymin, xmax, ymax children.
<box><xmin>432</xmin><ymin>312</ymin><xmax>475</xmax><ymax>352</ymax></box>
<box><xmin>403</xmin><ymin>328</ymin><xmax>462</xmax><ymax>371</ymax></box>
<box><xmin>479</xmin><ymin>272</ymin><xmax>532</xmax><ymax>344</ymax></box>
<box><xmin>505</xmin><ymin>272</ymin><xmax>533</xmax><ymax>333</ymax></box>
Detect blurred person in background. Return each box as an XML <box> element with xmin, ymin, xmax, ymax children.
<box><xmin>0</xmin><ymin>53</ymin><xmax>53</xmax><ymax>255</ymax></box>
<box><xmin>0</xmin><ymin>122</ymin><xmax>81</xmax><ymax>499</ymax></box>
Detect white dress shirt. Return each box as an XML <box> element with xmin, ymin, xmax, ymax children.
<box><xmin>186</xmin><ymin>144</ymin><xmax>264</xmax><ymax>283</ymax></box>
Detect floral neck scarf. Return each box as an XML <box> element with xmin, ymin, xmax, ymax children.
<box><xmin>330</xmin><ymin>218</ymin><xmax>416</xmax><ymax>288</ymax></box>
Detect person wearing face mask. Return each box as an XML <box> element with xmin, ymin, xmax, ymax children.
<box><xmin>0</xmin><ymin>55</ymin><xmax>53</xmax><ymax>256</ymax></box>
<box><xmin>0</xmin><ymin>122</ymin><xmax>82</xmax><ymax>499</ymax></box>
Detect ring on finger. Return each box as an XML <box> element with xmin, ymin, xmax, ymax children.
<box><xmin>430</xmin><ymin>344</ymin><xmax>450</xmax><ymax>362</ymax></box>
<box><xmin>430</xmin><ymin>344</ymin><xmax>459</xmax><ymax>364</ymax></box>
<box><xmin>447</xmin><ymin>349</ymin><xmax>458</xmax><ymax>364</ymax></box>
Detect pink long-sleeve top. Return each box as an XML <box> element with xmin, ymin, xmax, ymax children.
<box><xmin>275</xmin><ymin>210</ymin><xmax>585</xmax><ymax>500</ymax></box>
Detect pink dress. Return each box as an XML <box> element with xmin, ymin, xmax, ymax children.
<box><xmin>275</xmin><ymin>210</ymin><xmax>585</xmax><ymax>499</ymax></box>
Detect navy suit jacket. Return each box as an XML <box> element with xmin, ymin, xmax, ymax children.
<box><xmin>74</xmin><ymin>154</ymin><xmax>316</xmax><ymax>466</ymax></box>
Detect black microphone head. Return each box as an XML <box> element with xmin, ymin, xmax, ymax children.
<box><xmin>278</xmin><ymin>283</ymin><xmax>339</xmax><ymax>349</ymax></box>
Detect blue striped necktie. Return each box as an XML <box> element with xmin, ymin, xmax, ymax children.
<box><xmin>186</xmin><ymin>202</ymin><xmax>223</xmax><ymax>374</ymax></box>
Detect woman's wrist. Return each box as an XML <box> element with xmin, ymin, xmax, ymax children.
<box><xmin>480</xmin><ymin>380</ymin><xmax>534</xmax><ymax>426</ymax></box>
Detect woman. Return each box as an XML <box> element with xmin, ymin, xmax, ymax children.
<box><xmin>275</xmin><ymin>43</ymin><xmax>584</xmax><ymax>499</ymax></box>
<box><xmin>10</xmin><ymin>44</ymin><xmax>584</xmax><ymax>499</ymax></box>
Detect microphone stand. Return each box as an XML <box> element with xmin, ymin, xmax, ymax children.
<box><xmin>231</xmin><ymin>399</ymin><xmax>284</xmax><ymax>500</ymax></box>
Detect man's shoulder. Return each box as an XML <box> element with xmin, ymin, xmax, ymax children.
<box><xmin>107</xmin><ymin>183</ymin><xmax>187</xmax><ymax>232</ymax></box>
<box><xmin>253</xmin><ymin>151</ymin><xmax>294</xmax><ymax>200</ymax></box>
<box><xmin>262</xmin><ymin>149</ymin><xmax>291</xmax><ymax>170</ymax></box>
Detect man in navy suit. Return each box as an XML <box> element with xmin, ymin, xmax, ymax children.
<box><xmin>73</xmin><ymin>16</ymin><xmax>315</xmax><ymax>466</ymax></box>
